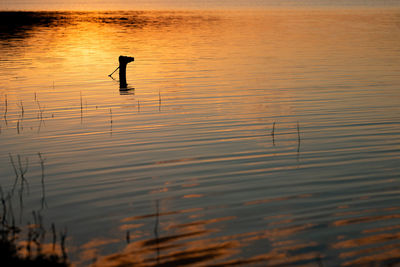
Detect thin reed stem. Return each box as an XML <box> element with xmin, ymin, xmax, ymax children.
<box><xmin>51</xmin><ymin>223</ymin><xmax>56</xmax><ymax>251</ymax></box>
<box><xmin>17</xmin><ymin>100</ymin><xmax>24</xmax><ymax>118</ymax></box>
<box><xmin>126</xmin><ymin>230</ymin><xmax>130</xmax><ymax>244</ymax></box>
<box><xmin>159</xmin><ymin>90</ymin><xmax>161</xmax><ymax>111</ymax></box>
<box><xmin>4</xmin><ymin>94</ymin><xmax>7</xmax><ymax>119</ymax></box>
<box><xmin>80</xmin><ymin>92</ymin><xmax>83</xmax><ymax>121</ymax></box>
<box><xmin>297</xmin><ymin>121</ymin><xmax>301</xmax><ymax>154</ymax></box>
<box><xmin>271</xmin><ymin>121</ymin><xmax>276</xmax><ymax>146</ymax></box>
<box><xmin>60</xmin><ymin>227</ymin><xmax>68</xmax><ymax>262</ymax></box>
<box><xmin>38</xmin><ymin>153</ymin><xmax>47</xmax><ymax>209</ymax></box>
<box><xmin>297</xmin><ymin>121</ymin><xmax>301</xmax><ymax>142</ymax></box>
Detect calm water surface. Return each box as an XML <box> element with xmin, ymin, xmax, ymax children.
<box><xmin>1</xmin><ymin>8</ymin><xmax>400</xmax><ymax>266</ymax></box>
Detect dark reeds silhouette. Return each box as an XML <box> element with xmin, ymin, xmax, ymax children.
<box><xmin>0</xmin><ymin>154</ymin><xmax>70</xmax><ymax>266</ymax></box>
<box><xmin>0</xmin><ymin>188</ymin><xmax>69</xmax><ymax>266</ymax></box>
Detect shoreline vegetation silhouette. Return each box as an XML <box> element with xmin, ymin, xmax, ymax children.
<box><xmin>0</xmin><ymin>153</ymin><xmax>69</xmax><ymax>266</ymax></box>
<box><xmin>0</xmin><ymin>11</ymin><xmax>219</xmax><ymax>41</ymax></box>
<box><xmin>0</xmin><ymin>191</ymin><xmax>69</xmax><ymax>266</ymax></box>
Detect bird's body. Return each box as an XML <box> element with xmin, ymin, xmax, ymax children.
<box><xmin>118</xmin><ymin>55</ymin><xmax>134</xmax><ymax>89</ymax></box>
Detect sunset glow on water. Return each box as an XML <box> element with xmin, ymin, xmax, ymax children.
<box><xmin>1</xmin><ymin>5</ymin><xmax>400</xmax><ymax>266</ymax></box>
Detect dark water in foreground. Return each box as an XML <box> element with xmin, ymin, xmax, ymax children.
<box><xmin>0</xmin><ymin>9</ymin><xmax>400</xmax><ymax>266</ymax></box>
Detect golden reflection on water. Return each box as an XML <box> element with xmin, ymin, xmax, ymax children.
<box><xmin>81</xmin><ymin>205</ymin><xmax>400</xmax><ymax>266</ymax></box>
<box><xmin>4</xmin><ymin>9</ymin><xmax>398</xmax><ymax>121</ymax></box>
<box><xmin>87</xmin><ymin>208</ymin><xmax>323</xmax><ymax>266</ymax></box>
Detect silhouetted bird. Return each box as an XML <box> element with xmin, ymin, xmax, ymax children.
<box><xmin>118</xmin><ymin>55</ymin><xmax>134</xmax><ymax>89</ymax></box>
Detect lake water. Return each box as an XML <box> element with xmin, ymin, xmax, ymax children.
<box><xmin>1</xmin><ymin>8</ymin><xmax>400</xmax><ymax>266</ymax></box>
